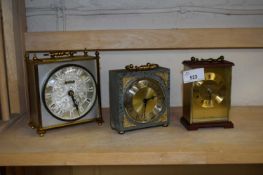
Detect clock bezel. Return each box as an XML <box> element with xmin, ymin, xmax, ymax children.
<box><xmin>123</xmin><ymin>77</ymin><xmax>167</xmax><ymax>125</ymax></box>
<box><xmin>42</xmin><ymin>63</ymin><xmax>98</xmax><ymax>122</ymax></box>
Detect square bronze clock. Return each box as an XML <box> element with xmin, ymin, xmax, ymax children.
<box><xmin>25</xmin><ymin>50</ymin><xmax>103</xmax><ymax>136</ymax></box>
<box><xmin>109</xmin><ymin>63</ymin><xmax>170</xmax><ymax>134</ymax></box>
<box><xmin>181</xmin><ymin>56</ymin><xmax>234</xmax><ymax>130</ymax></box>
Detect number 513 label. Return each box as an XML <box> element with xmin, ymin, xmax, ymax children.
<box><xmin>183</xmin><ymin>68</ymin><xmax>205</xmax><ymax>83</ymax></box>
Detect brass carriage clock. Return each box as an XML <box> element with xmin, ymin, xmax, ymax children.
<box><xmin>181</xmin><ymin>56</ymin><xmax>234</xmax><ymax>130</ymax></box>
<box><xmin>109</xmin><ymin>63</ymin><xmax>170</xmax><ymax>134</ymax></box>
<box><xmin>25</xmin><ymin>50</ymin><xmax>103</xmax><ymax>136</ymax></box>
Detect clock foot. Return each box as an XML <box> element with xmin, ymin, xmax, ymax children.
<box><xmin>28</xmin><ymin>122</ymin><xmax>35</xmax><ymax>129</ymax></box>
<box><xmin>162</xmin><ymin>123</ymin><xmax>169</xmax><ymax>127</ymax></box>
<box><xmin>37</xmin><ymin>129</ymin><xmax>46</xmax><ymax>137</ymax></box>
<box><xmin>118</xmin><ymin>131</ymin><xmax>125</xmax><ymax>134</ymax></box>
<box><xmin>180</xmin><ymin>117</ymin><xmax>234</xmax><ymax>130</ymax></box>
<box><xmin>96</xmin><ymin>118</ymin><xmax>104</xmax><ymax>126</ymax></box>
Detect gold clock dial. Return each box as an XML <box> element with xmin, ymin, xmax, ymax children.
<box><xmin>193</xmin><ymin>72</ymin><xmax>225</xmax><ymax>108</ymax></box>
<box><xmin>43</xmin><ymin>65</ymin><xmax>97</xmax><ymax>121</ymax></box>
<box><xmin>124</xmin><ymin>78</ymin><xmax>165</xmax><ymax>123</ymax></box>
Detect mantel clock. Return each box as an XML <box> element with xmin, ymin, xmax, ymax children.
<box><xmin>109</xmin><ymin>63</ymin><xmax>170</xmax><ymax>134</ymax></box>
<box><xmin>181</xmin><ymin>56</ymin><xmax>234</xmax><ymax>130</ymax></box>
<box><xmin>25</xmin><ymin>50</ymin><xmax>103</xmax><ymax>136</ymax></box>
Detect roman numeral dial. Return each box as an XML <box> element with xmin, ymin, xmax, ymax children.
<box><xmin>43</xmin><ymin>65</ymin><xmax>97</xmax><ymax>121</ymax></box>
<box><xmin>124</xmin><ymin>78</ymin><xmax>166</xmax><ymax>123</ymax></box>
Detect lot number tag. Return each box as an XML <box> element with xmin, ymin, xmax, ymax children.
<box><xmin>183</xmin><ymin>68</ymin><xmax>205</xmax><ymax>83</ymax></box>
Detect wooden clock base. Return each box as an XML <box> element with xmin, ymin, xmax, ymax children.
<box><xmin>180</xmin><ymin>117</ymin><xmax>234</xmax><ymax>131</ymax></box>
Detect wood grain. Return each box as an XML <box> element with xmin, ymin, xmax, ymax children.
<box><xmin>1</xmin><ymin>0</ymin><xmax>20</xmax><ymax>113</ymax></box>
<box><xmin>25</xmin><ymin>28</ymin><xmax>263</xmax><ymax>51</ymax></box>
<box><xmin>12</xmin><ymin>0</ymin><xmax>28</xmax><ymax>116</ymax></box>
<box><xmin>0</xmin><ymin>107</ymin><xmax>262</xmax><ymax>166</ymax></box>
<box><xmin>0</xmin><ymin>1</ymin><xmax>10</xmax><ymax>121</ymax></box>
<box><xmin>1</xmin><ymin>0</ymin><xmax>27</xmax><ymax>115</ymax></box>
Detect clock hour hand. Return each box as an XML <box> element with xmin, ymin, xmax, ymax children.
<box><xmin>144</xmin><ymin>96</ymin><xmax>156</xmax><ymax>103</ymax></box>
<box><xmin>68</xmin><ymin>90</ymin><xmax>80</xmax><ymax>115</ymax></box>
<box><xmin>142</xmin><ymin>96</ymin><xmax>156</xmax><ymax>119</ymax></box>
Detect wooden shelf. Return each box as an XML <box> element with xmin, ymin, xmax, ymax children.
<box><xmin>25</xmin><ymin>28</ymin><xmax>263</xmax><ymax>51</ymax></box>
<box><xmin>0</xmin><ymin>106</ymin><xmax>262</xmax><ymax>166</ymax></box>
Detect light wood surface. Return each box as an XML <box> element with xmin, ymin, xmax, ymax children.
<box><xmin>12</xmin><ymin>0</ymin><xmax>28</xmax><ymax>116</ymax></box>
<box><xmin>1</xmin><ymin>0</ymin><xmax>27</xmax><ymax>116</ymax></box>
<box><xmin>1</xmin><ymin>0</ymin><xmax>20</xmax><ymax>114</ymax></box>
<box><xmin>0</xmin><ymin>106</ymin><xmax>262</xmax><ymax>166</ymax></box>
<box><xmin>0</xmin><ymin>1</ymin><xmax>10</xmax><ymax>121</ymax></box>
<box><xmin>25</xmin><ymin>28</ymin><xmax>263</xmax><ymax>51</ymax></box>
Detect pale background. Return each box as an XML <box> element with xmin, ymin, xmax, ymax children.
<box><xmin>25</xmin><ymin>0</ymin><xmax>263</xmax><ymax>107</ymax></box>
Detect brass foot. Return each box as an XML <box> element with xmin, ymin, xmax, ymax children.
<box><xmin>118</xmin><ymin>131</ymin><xmax>125</xmax><ymax>134</ymax></box>
<box><xmin>96</xmin><ymin>117</ymin><xmax>104</xmax><ymax>126</ymax></box>
<box><xmin>28</xmin><ymin>122</ymin><xmax>35</xmax><ymax>129</ymax></box>
<box><xmin>162</xmin><ymin>123</ymin><xmax>169</xmax><ymax>127</ymax></box>
<box><xmin>37</xmin><ymin>129</ymin><xmax>46</xmax><ymax>137</ymax></box>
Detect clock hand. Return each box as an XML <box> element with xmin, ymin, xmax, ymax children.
<box><xmin>142</xmin><ymin>98</ymin><xmax>147</xmax><ymax>120</ymax></box>
<box><xmin>68</xmin><ymin>90</ymin><xmax>80</xmax><ymax>115</ymax></box>
<box><xmin>205</xmin><ymin>87</ymin><xmax>224</xmax><ymax>104</ymax></box>
<box><xmin>141</xmin><ymin>96</ymin><xmax>156</xmax><ymax>120</ymax></box>
<box><xmin>144</xmin><ymin>96</ymin><xmax>156</xmax><ymax>102</ymax></box>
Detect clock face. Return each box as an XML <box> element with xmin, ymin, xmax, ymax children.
<box><xmin>124</xmin><ymin>78</ymin><xmax>166</xmax><ymax>123</ymax></box>
<box><xmin>193</xmin><ymin>72</ymin><xmax>225</xmax><ymax>108</ymax></box>
<box><xmin>43</xmin><ymin>64</ymin><xmax>97</xmax><ymax>121</ymax></box>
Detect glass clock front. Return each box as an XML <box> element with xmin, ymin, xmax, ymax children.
<box><xmin>43</xmin><ymin>64</ymin><xmax>97</xmax><ymax>121</ymax></box>
<box><xmin>124</xmin><ymin>78</ymin><xmax>166</xmax><ymax>123</ymax></box>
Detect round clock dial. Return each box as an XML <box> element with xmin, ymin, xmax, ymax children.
<box><xmin>124</xmin><ymin>78</ymin><xmax>166</xmax><ymax>123</ymax></box>
<box><xmin>43</xmin><ymin>65</ymin><xmax>97</xmax><ymax>121</ymax></box>
<box><xmin>193</xmin><ymin>72</ymin><xmax>225</xmax><ymax>108</ymax></box>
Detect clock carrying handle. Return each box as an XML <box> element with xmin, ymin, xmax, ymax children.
<box><xmin>46</xmin><ymin>51</ymin><xmax>77</xmax><ymax>58</ymax></box>
<box><xmin>125</xmin><ymin>63</ymin><xmax>159</xmax><ymax>71</ymax></box>
<box><xmin>190</xmin><ymin>56</ymin><xmax>224</xmax><ymax>62</ymax></box>
<box><xmin>45</xmin><ymin>49</ymin><xmax>96</xmax><ymax>58</ymax></box>
<box><xmin>24</xmin><ymin>49</ymin><xmax>98</xmax><ymax>62</ymax></box>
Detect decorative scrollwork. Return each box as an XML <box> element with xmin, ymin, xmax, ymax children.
<box><xmin>190</xmin><ymin>56</ymin><xmax>224</xmax><ymax>62</ymax></box>
<box><xmin>46</xmin><ymin>51</ymin><xmax>76</xmax><ymax>58</ymax></box>
<box><xmin>125</xmin><ymin>63</ymin><xmax>159</xmax><ymax>71</ymax></box>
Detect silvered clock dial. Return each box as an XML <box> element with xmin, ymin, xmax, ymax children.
<box><xmin>43</xmin><ymin>65</ymin><xmax>97</xmax><ymax>121</ymax></box>
<box><xmin>124</xmin><ymin>78</ymin><xmax>166</xmax><ymax>123</ymax></box>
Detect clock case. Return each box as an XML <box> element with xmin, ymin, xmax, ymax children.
<box><xmin>109</xmin><ymin>64</ymin><xmax>170</xmax><ymax>134</ymax></box>
<box><xmin>181</xmin><ymin>56</ymin><xmax>234</xmax><ymax>130</ymax></box>
<box><xmin>25</xmin><ymin>50</ymin><xmax>103</xmax><ymax>136</ymax></box>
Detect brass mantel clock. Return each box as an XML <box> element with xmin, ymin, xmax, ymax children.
<box><xmin>181</xmin><ymin>56</ymin><xmax>234</xmax><ymax>130</ymax></box>
<box><xmin>25</xmin><ymin>50</ymin><xmax>103</xmax><ymax>136</ymax></box>
<box><xmin>109</xmin><ymin>63</ymin><xmax>170</xmax><ymax>134</ymax></box>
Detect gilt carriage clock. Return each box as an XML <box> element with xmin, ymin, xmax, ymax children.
<box><xmin>181</xmin><ymin>56</ymin><xmax>234</xmax><ymax>130</ymax></box>
<box><xmin>109</xmin><ymin>63</ymin><xmax>170</xmax><ymax>134</ymax></box>
<box><xmin>25</xmin><ymin>50</ymin><xmax>103</xmax><ymax>136</ymax></box>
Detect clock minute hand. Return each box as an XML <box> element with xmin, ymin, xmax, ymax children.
<box><xmin>142</xmin><ymin>98</ymin><xmax>148</xmax><ymax>120</ymax></box>
<box><xmin>68</xmin><ymin>90</ymin><xmax>80</xmax><ymax>115</ymax></box>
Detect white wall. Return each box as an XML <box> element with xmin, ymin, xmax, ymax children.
<box><xmin>25</xmin><ymin>0</ymin><xmax>263</xmax><ymax>107</ymax></box>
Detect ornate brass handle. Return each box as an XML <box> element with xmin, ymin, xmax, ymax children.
<box><xmin>190</xmin><ymin>56</ymin><xmax>224</xmax><ymax>62</ymax></box>
<box><xmin>44</xmin><ymin>51</ymin><xmax>77</xmax><ymax>58</ymax></box>
<box><xmin>125</xmin><ymin>63</ymin><xmax>159</xmax><ymax>71</ymax></box>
